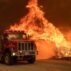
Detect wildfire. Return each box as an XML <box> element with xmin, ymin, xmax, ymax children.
<box><xmin>6</xmin><ymin>0</ymin><xmax>71</xmax><ymax>59</ymax></box>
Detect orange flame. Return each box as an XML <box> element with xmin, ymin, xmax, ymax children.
<box><xmin>6</xmin><ymin>0</ymin><xmax>71</xmax><ymax>59</ymax></box>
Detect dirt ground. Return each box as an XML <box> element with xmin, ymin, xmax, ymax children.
<box><xmin>0</xmin><ymin>59</ymin><xmax>71</xmax><ymax>71</ymax></box>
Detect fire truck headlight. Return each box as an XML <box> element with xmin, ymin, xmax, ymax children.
<box><xmin>19</xmin><ymin>50</ymin><xmax>22</xmax><ymax>53</ymax></box>
<box><xmin>12</xmin><ymin>52</ymin><xmax>16</xmax><ymax>56</ymax></box>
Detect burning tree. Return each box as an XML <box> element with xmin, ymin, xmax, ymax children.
<box><xmin>6</xmin><ymin>0</ymin><xmax>71</xmax><ymax>59</ymax></box>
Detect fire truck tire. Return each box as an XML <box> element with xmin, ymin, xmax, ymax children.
<box><xmin>0</xmin><ymin>56</ymin><xmax>4</xmax><ymax>63</ymax></box>
<box><xmin>28</xmin><ymin>56</ymin><xmax>35</xmax><ymax>64</ymax></box>
<box><xmin>4</xmin><ymin>52</ymin><xmax>13</xmax><ymax>65</ymax></box>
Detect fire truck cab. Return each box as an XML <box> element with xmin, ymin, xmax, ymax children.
<box><xmin>0</xmin><ymin>31</ymin><xmax>37</xmax><ymax>65</ymax></box>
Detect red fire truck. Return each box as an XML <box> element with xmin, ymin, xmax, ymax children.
<box><xmin>0</xmin><ymin>31</ymin><xmax>37</xmax><ymax>65</ymax></box>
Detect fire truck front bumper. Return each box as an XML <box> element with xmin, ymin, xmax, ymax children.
<box><xmin>11</xmin><ymin>51</ymin><xmax>37</xmax><ymax>61</ymax></box>
<box><xmin>11</xmin><ymin>50</ymin><xmax>37</xmax><ymax>57</ymax></box>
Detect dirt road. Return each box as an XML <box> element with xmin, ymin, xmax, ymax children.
<box><xmin>0</xmin><ymin>60</ymin><xmax>71</xmax><ymax>71</ymax></box>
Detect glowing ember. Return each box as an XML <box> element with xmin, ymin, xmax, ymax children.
<box><xmin>6</xmin><ymin>0</ymin><xmax>71</xmax><ymax>59</ymax></box>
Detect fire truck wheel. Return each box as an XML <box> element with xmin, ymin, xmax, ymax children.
<box><xmin>28</xmin><ymin>56</ymin><xmax>35</xmax><ymax>64</ymax></box>
<box><xmin>1</xmin><ymin>56</ymin><xmax>4</xmax><ymax>63</ymax></box>
<box><xmin>4</xmin><ymin>52</ymin><xmax>13</xmax><ymax>65</ymax></box>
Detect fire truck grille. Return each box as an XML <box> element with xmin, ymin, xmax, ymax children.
<box><xmin>18</xmin><ymin>42</ymin><xmax>34</xmax><ymax>50</ymax></box>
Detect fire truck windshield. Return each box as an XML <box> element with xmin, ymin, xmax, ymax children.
<box><xmin>7</xmin><ymin>33</ymin><xmax>27</xmax><ymax>40</ymax></box>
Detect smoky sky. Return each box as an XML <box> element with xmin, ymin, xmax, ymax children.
<box><xmin>0</xmin><ymin>0</ymin><xmax>71</xmax><ymax>31</ymax></box>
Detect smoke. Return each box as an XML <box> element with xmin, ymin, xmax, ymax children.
<box><xmin>39</xmin><ymin>0</ymin><xmax>71</xmax><ymax>28</ymax></box>
<box><xmin>0</xmin><ymin>0</ymin><xmax>28</xmax><ymax>31</ymax></box>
